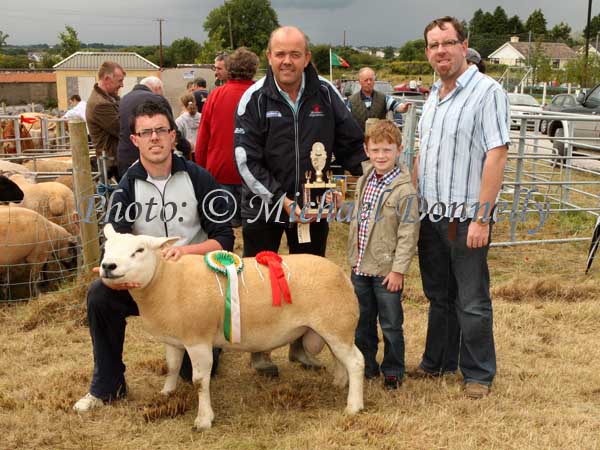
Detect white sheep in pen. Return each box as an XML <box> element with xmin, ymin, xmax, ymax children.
<box><xmin>0</xmin><ymin>206</ymin><xmax>78</xmax><ymax>297</ymax></box>
<box><xmin>9</xmin><ymin>174</ymin><xmax>78</xmax><ymax>235</ymax></box>
<box><xmin>100</xmin><ymin>224</ymin><xmax>364</xmax><ymax>430</ymax></box>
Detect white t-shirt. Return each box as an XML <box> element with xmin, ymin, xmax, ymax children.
<box><xmin>63</xmin><ymin>100</ymin><xmax>87</xmax><ymax>121</ymax></box>
<box><xmin>176</xmin><ymin>112</ymin><xmax>201</xmax><ymax>150</ymax></box>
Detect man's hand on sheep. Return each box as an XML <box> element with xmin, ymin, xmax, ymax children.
<box><xmin>382</xmin><ymin>271</ymin><xmax>404</xmax><ymax>293</ymax></box>
<box><xmin>92</xmin><ymin>267</ymin><xmax>141</xmax><ymax>290</ymax></box>
<box><xmin>161</xmin><ymin>246</ymin><xmax>185</xmax><ymax>262</ymax></box>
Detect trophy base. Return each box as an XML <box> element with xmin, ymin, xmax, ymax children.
<box><xmin>300</xmin><ymin>209</ymin><xmax>336</xmax><ymax>221</ymax></box>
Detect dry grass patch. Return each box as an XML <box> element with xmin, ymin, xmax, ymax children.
<box><xmin>1</xmin><ymin>223</ymin><xmax>600</xmax><ymax>449</ymax></box>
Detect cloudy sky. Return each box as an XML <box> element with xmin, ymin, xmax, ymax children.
<box><xmin>3</xmin><ymin>0</ymin><xmax>599</xmax><ymax>47</ymax></box>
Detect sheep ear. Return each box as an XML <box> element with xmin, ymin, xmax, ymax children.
<box><xmin>146</xmin><ymin>236</ymin><xmax>180</xmax><ymax>250</ymax></box>
<box><xmin>103</xmin><ymin>223</ymin><xmax>116</xmax><ymax>239</ymax></box>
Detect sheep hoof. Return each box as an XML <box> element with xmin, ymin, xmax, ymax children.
<box><xmin>193</xmin><ymin>416</ymin><xmax>213</xmax><ymax>431</ymax></box>
<box><xmin>344</xmin><ymin>403</ymin><xmax>364</xmax><ymax>415</ymax></box>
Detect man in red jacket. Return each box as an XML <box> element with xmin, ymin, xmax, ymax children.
<box><xmin>195</xmin><ymin>47</ymin><xmax>259</xmax><ymax>227</ymax></box>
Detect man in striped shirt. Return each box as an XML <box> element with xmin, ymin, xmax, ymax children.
<box><xmin>413</xmin><ymin>16</ymin><xmax>510</xmax><ymax>399</ymax></box>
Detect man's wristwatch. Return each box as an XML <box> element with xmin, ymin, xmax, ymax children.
<box><xmin>474</xmin><ymin>216</ymin><xmax>489</xmax><ymax>225</ymax></box>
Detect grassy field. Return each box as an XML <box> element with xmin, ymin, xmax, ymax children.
<box><xmin>1</xmin><ymin>218</ymin><xmax>600</xmax><ymax>450</ymax></box>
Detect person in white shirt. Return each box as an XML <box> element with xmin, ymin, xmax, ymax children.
<box><xmin>63</xmin><ymin>94</ymin><xmax>87</xmax><ymax>121</ymax></box>
<box><xmin>175</xmin><ymin>93</ymin><xmax>201</xmax><ymax>158</ymax></box>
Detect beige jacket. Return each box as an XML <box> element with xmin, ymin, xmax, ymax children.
<box><xmin>346</xmin><ymin>161</ymin><xmax>420</xmax><ymax>276</ymax></box>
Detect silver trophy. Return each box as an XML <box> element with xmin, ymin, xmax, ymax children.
<box><xmin>303</xmin><ymin>142</ymin><xmax>337</xmax><ymax>219</ymax></box>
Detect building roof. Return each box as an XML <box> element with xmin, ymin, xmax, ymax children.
<box><xmin>53</xmin><ymin>52</ymin><xmax>159</xmax><ymax>70</ymax></box>
<box><xmin>505</xmin><ymin>42</ymin><xmax>578</xmax><ymax>60</ymax></box>
<box><xmin>0</xmin><ymin>72</ymin><xmax>56</xmax><ymax>83</ymax></box>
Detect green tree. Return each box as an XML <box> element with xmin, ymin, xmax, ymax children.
<box><xmin>195</xmin><ymin>38</ymin><xmax>226</xmax><ymax>64</ymax></box>
<box><xmin>58</xmin><ymin>25</ymin><xmax>81</xmax><ymax>58</ymax></box>
<box><xmin>530</xmin><ymin>39</ymin><xmax>552</xmax><ymax>83</ymax></box>
<box><xmin>170</xmin><ymin>37</ymin><xmax>201</xmax><ymax>65</ymax></box>
<box><xmin>583</xmin><ymin>14</ymin><xmax>600</xmax><ymax>37</ymax></box>
<box><xmin>397</xmin><ymin>39</ymin><xmax>426</xmax><ymax>61</ymax></box>
<box><xmin>310</xmin><ymin>44</ymin><xmax>330</xmax><ymax>74</ymax></box>
<box><xmin>383</xmin><ymin>46</ymin><xmax>395</xmax><ymax>59</ymax></box>
<box><xmin>525</xmin><ymin>9</ymin><xmax>547</xmax><ymax>37</ymax></box>
<box><xmin>0</xmin><ymin>30</ymin><xmax>9</xmax><ymax>48</ymax></box>
<box><xmin>491</xmin><ymin>6</ymin><xmax>509</xmax><ymax>35</ymax></box>
<box><xmin>204</xmin><ymin>0</ymin><xmax>279</xmax><ymax>55</ymax></box>
<box><xmin>0</xmin><ymin>54</ymin><xmax>30</xmax><ymax>68</ymax></box>
<box><xmin>507</xmin><ymin>15</ymin><xmax>525</xmax><ymax>34</ymax></box>
<box><xmin>469</xmin><ymin>9</ymin><xmax>485</xmax><ymax>35</ymax></box>
<box><xmin>39</xmin><ymin>53</ymin><xmax>62</xmax><ymax>68</ymax></box>
<box><xmin>549</xmin><ymin>22</ymin><xmax>572</xmax><ymax>43</ymax></box>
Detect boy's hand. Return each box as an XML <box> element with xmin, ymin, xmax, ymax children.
<box><xmin>382</xmin><ymin>272</ymin><xmax>404</xmax><ymax>293</ymax></box>
<box><xmin>324</xmin><ymin>190</ymin><xmax>343</xmax><ymax>208</ymax></box>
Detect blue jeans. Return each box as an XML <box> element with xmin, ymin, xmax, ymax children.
<box><xmin>418</xmin><ymin>217</ymin><xmax>496</xmax><ymax>384</ymax></box>
<box><xmin>351</xmin><ymin>272</ymin><xmax>405</xmax><ymax>379</ymax></box>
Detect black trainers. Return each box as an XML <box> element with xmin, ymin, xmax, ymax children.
<box><xmin>383</xmin><ymin>375</ymin><xmax>401</xmax><ymax>390</ymax></box>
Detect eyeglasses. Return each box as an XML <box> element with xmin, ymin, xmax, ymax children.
<box><xmin>427</xmin><ymin>39</ymin><xmax>463</xmax><ymax>51</ymax></box>
<box><xmin>135</xmin><ymin>127</ymin><xmax>172</xmax><ymax>139</ymax></box>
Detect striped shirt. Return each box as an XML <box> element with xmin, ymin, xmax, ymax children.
<box><xmin>354</xmin><ymin>166</ymin><xmax>402</xmax><ymax>276</ymax></box>
<box><xmin>418</xmin><ymin>65</ymin><xmax>510</xmax><ymax>218</ymax></box>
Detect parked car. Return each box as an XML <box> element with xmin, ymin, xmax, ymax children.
<box><xmin>508</xmin><ymin>93</ymin><xmax>543</xmax><ymax>130</ymax></box>
<box><xmin>540</xmin><ymin>94</ymin><xmax>578</xmax><ymax>134</ymax></box>
<box><xmin>547</xmin><ymin>84</ymin><xmax>600</xmax><ymax>157</ymax></box>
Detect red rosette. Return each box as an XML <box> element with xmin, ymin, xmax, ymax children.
<box><xmin>256</xmin><ymin>251</ymin><xmax>292</xmax><ymax>307</ymax></box>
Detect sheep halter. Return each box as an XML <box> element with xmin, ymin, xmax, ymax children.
<box><xmin>255</xmin><ymin>251</ymin><xmax>292</xmax><ymax>307</ymax></box>
<box><xmin>204</xmin><ymin>251</ymin><xmax>243</xmax><ymax>343</ymax></box>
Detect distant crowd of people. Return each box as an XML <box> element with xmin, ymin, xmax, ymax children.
<box><xmin>70</xmin><ymin>16</ymin><xmax>509</xmax><ymax>413</ymax></box>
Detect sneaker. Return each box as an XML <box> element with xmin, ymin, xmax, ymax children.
<box><xmin>383</xmin><ymin>376</ymin><xmax>401</xmax><ymax>390</ymax></box>
<box><xmin>73</xmin><ymin>393</ymin><xmax>104</xmax><ymax>412</ymax></box>
<box><xmin>464</xmin><ymin>382</ymin><xmax>490</xmax><ymax>399</ymax></box>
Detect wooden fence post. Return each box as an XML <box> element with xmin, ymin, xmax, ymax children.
<box><xmin>70</xmin><ymin>119</ymin><xmax>101</xmax><ymax>271</ymax></box>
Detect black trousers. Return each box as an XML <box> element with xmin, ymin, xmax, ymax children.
<box><xmin>242</xmin><ymin>220</ymin><xmax>329</xmax><ymax>257</ymax></box>
<box><xmin>86</xmin><ymin>279</ymin><xmax>220</xmax><ymax>400</ymax></box>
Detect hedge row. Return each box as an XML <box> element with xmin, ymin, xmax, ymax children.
<box><xmin>386</xmin><ymin>61</ymin><xmax>509</xmax><ymax>75</ymax></box>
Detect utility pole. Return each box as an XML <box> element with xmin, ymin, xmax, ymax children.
<box><xmin>343</xmin><ymin>30</ymin><xmax>346</xmax><ymax>47</ymax></box>
<box><xmin>583</xmin><ymin>0</ymin><xmax>592</xmax><ymax>87</ymax></box>
<box><xmin>157</xmin><ymin>18</ymin><xmax>165</xmax><ymax>70</ymax></box>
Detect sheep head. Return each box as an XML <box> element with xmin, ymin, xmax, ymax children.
<box><xmin>100</xmin><ymin>224</ymin><xmax>180</xmax><ymax>289</ymax></box>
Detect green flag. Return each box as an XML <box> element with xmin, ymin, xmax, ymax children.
<box><xmin>331</xmin><ymin>51</ymin><xmax>350</xmax><ymax>68</ymax></box>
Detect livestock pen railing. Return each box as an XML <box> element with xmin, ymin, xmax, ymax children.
<box><xmin>1</xmin><ymin>121</ymin><xmax>100</xmax><ymax>302</ymax></box>
<box><xmin>3</xmin><ymin>108</ymin><xmax>600</xmax><ymax>301</ymax></box>
<box><xmin>0</xmin><ymin>115</ymin><xmax>72</xmax><ymax>153</ymax></box>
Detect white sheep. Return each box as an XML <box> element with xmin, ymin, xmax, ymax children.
<box><xmin>0</xmin><ymin>206</ymin><xmax>78</xmax><ymax>297</ymax></box>
<box><xmin>100</xmin><ymin>224</ymin><xmax>364</xmax><ymax>430</ymax></box>
<box><xmin>0</xmin><ymin>159</ymin><xmax>31</xmax><ymax>175</ymax></box>
<box><xmin>23</xmin><ymin>158</ymin><xmax>72</xmax><ymax>173</ymax></box>
<box><xmin>9</xmin><ymin>174</ymin><xmax>79</xmax><ymax>235</ymax></box>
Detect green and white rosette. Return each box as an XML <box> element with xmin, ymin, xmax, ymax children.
<box><xmin>204</xmin><ymin>251</ymin><xmax>244</xmax><ymax>343</ymax></box>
